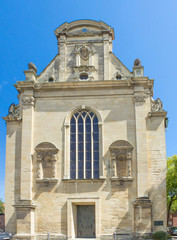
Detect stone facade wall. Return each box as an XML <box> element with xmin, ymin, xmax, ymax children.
<box><xmin>4</xmin><ymin>20</ymin><xmax>167</xmax><ymax>240</ymax></box>
<box><xmin>0</xmin><ymin>214</ymin><xmax>5</xmax><ymax>232</ymax></box>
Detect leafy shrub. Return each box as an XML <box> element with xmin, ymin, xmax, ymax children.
<box><xmin>152</xmin><ymin>231</ymin><xmax>169</xmax><ymax>240</ymax></box>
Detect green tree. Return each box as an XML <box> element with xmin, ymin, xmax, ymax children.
<box><xmin>166</xmin><ymin>155</ymin><xmax>177</xmax><ymax>225</ymax></box>
<box><xmin>0</xmin><ymin>199</ymin><xmax>4</xmax><ymax>214</ymax></box>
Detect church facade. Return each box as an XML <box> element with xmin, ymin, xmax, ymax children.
<box><xmin>4</xmin><ymin>20</ymin><xmax>167</xmax><ymax>240</ymax></box>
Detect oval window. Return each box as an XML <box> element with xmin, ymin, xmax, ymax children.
<box><xmin>116</xmin><ymin>74</ymin><xmax>122</xmax><ymax>80</ymax></box>
<box><xmin>49</xmin><ymin>77</ymin><xmax>54</xmax><ymax>82</ymax></box>
<box><xmin>80</xmin><ymin>73</ymin><xmax>88</xmax><ymax>80</ymax></box>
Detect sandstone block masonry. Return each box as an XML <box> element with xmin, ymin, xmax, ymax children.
<box><xmin>3</xmin><ymin>20</ymin><xmax>167</xmax><ymax>240</ymax></box>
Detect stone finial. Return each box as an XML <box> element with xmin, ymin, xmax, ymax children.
<box><xmin>28</xmin><ymin>62</ymin><xmax>37</xmax><ymax>73</ymax></box>
<box><xmin>133</xmin><ymin>58</ymin><xmax>144</xmax><ymax>77</ymax></box>
<box><xmin>24</xmin><ymin>62</ymin><xmax>37</xmax><ymax>82</ymax></box>
<box><xmin>134</xmin><ymin>58</ymin><xmax>141</xmax><ymax>66</ymax></box>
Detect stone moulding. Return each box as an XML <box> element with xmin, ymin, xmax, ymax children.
<box><xmin>134</xmin><ymin>96</ymin><xmax>146</xmax><ymax>103</ymax></box>
<box><xmin>13</xmin><ymin>200</ymin><xmax>36</xmax><ymax>209</ymax></box>
<box><xmin>110</xmin><ymin>177</ymin><xmax>134</xmax><ymax>182</ymax></box>
<box><xmin>73</xmin><ymin>65</ymin><xmax>95</xmax><ymax>73</ymax></box>
<box><xmin>147</xmin><ymin>111</ymin><xmax>167</xmax><ymax>119</ymax></box>
<box><xmin>62</xmin><ymin>178</ymin><xmax>106</xmax><ymax>183</ymax></box>
<box><xmin>14</xmin><ymin>77</ymin><xmax>154</xmax><ymax>93</ymax></box>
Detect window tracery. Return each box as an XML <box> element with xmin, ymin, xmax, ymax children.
<box><xmin>70</xmin><ymin>110</ymin><xmax>99</xmax><ymax>179</ymax></box>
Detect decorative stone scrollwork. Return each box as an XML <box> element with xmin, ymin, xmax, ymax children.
<box><xmin>73</xmin><ymin>45</ymin><xmax>95</xmax><ymax>81</ymax></box>
<box><xmin>35</xmin><ymin>142</ymin><xmax>59</xmax><ymax>182</ymax></box>
<box><xmin>151</xmin><ymin>97</ymin><xmax>164</xmax><ymax>112</ymax></box>
<box><xmin>3</xmin><ymin>102</ymin><xmax>22</xmax><ymax>121</ymax></box>
<box><xmin>109</xmin><ymin>140</ymin><xmax>133</xmax><ymax>180</ymax></box>
<box><xmin>22</xmin><ymin>96</ymin><xmax>35</xmax><ymax>106</ymax></box>
<box><xmin>134</xmin><ymin>96</ymin><xmax>146</xmax><ymax>103</ymax></box>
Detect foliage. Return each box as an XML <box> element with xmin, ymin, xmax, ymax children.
<box><xmin>166</xmin><ymin>155</ymin><xmax>177</xmax><ymax>224</ymax></box>
<box><xmin>0</xmin><ymin>199</ymin><xmax>4</xmax><ymax>214</ymax></box>
<box><xmin>152</xmin><ymin>231</ymin><xmax>168</xmax><ymax>240</ymax></box>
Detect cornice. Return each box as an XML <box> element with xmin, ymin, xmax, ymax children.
<box><xmin>132</xmin><ymin>77</ymin><xmax>154</xmax><ymax>88</ymax></box>
<box><xmin>14</xmin><ymin>78</ymin><xmax>154</xmax><ymax>93</ymax></box>
<box><xmin>147</xmin><ymin>111</ymin><xmax>167</xmax><ymax>119</ymax></box>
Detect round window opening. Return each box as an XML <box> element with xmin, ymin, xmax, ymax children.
<box><xmin>116</xmin><ymin>74</ymin><xmax>122</xmax><ymax>80</ymax></box>
<box><xmin>49</xmin><ymin>77</ymin><xmax>54</xmax><ymax>82</ymax></box>
<box><xmin>80</xmin><ymin>73</ymin><xmax>88</xmax><ymax>80</ymax></box>
<box><xmin>82</xmin><ymin>28</ymin><xmax>87</xmax><ymax>32</ymax></box>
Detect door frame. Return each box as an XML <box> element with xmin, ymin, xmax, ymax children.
<box><xmin>67</xmin><ymin>198</ymin><xmax>100</xmax><ymax>239</ymax></box>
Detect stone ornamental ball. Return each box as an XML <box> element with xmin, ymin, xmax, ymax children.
<box><xmin>134</xmin><ymin>58</ymin><xmax>141</xmax><ymax>66</ymax></box>
<box><xmin>28</xmin><ymin>62</ymin><xmax>37</xmax><ymax>73</ymax></box>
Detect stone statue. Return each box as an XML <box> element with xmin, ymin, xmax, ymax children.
<box><xmin>151</xmin><ymin>98</ymin><xmax>164</xmax><ymax>112</ymax></box>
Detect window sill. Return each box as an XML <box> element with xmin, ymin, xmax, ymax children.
<box><xmin>62</xmin><ymin>178</ymin><xmax>106</xmax><ymax>183</ymax></box>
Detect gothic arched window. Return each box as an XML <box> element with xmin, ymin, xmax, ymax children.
<box><xmin>70</xmin><ymin>110</ymin><xmax>99</xmax><ymax>179</ymax></box>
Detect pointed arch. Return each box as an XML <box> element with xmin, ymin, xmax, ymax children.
<box><xmin>63</xmin><ymin>106</ymin><xmax>103</xmax><ymax>179</ymax></box>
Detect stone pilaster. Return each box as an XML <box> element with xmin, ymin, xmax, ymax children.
<box><xmin>103</xmin><ymin>33</ymin><xmax>109</xmax><ymax>80</ymax></box>
<box><xmin>20</xmin><ymin>93</ymin><xmax>35</xmax><ymax>200</ymax></box>
<box><xmin>16</xmin><ymin>92</ymin><xmax>35</xmax><ymax>237</ymax></box>
<box><xmin>58</xmin><ymin>35</ymin><xmax>66</xmax><ymax>82</ymax></box>
<box><xmin>134</xmin><ymin>94</ymin><xmax>148</xmax><ymax>197</ymax></box>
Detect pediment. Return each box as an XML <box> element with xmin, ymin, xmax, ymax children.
<box><xmin>54</xmin><ymin>20</ymin><xmax>114</xmax><ymax>39</ymax></box>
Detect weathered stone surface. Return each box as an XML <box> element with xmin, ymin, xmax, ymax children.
<box><xmin>4</xmin><ymin>20</ymin><xmax>167</xmax><ymax>240</ymax></box>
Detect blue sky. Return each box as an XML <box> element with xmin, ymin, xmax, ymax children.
<box><xmin>0</xmin><ymin>0</ymin><xmax>177</xmax><ymax>202</ymax></box>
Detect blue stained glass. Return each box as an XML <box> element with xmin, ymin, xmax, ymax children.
<box><xmin>86</xmin><ymin>123</ymin><xmax>91</xmax><ymax>132</ymax></box>
<box><xmin>94</xmin><ymin>170</ymin><xmax>99</xmax><ymax>179</ymax></box>
<box><xmin>70</xmin><ymin>171</ymin><xmax>76</xmax><ymax>179</ymax></box>
<box><xmin>86</xmin><ymin>171</ymin><xmax>91</xmax><ymax>179</ymax></box>
<box><xmin>78</xmin><ymin>151</ymin><xmax>83</xmax><ymax>161</ymax></box>
<box><xmin>78</xmin><ymin>124</ymin><xmax>83</xmax><ymax>133</ymax></box>
<box><xmin>93</xmin><ymin>124</ymin><xmax>99</xmax><ymax>132</ymax></box>
<box><xmin>70</xmin><ymin>142</ymin><xmax>76</xmax><ymax>151</ymax></box>
<box><xmin>78</xmin><ymin>161</ymin><xmax>83</xmax><ymax>170</ymax></box>
<box><xmin>94</xmin><ymin>160</ymin><xmax>99</xmax><ymax>170</ymax></box>
<box><xmin>71</xmin><ymin>134</ymin><xmax>76</xmax><ymax>142</ymax></box>
<box><xmin>86</xmin><ymin>142</ymin><xmax>91</xmax><ymax>151</ymax></box>
<box><xmin>86</xmin><ymin>161</ymin><xmax>91</xmax><ymax>169</ymax></box>
<box><xmin>93</xmin><ymin>133</ymin><xmax>99</xmax><ymax>141</ymax></box>
<box><xmin>71</xmin><ymin>124</ymin><xmax>76</xmax><ymax>133</ymax></box>
<box><xmin>70</xmin><ymin>161</ymin><xmax>76</xmax><ymax>169</ymax></box>
<box><xmin>86</xmin><ymin>133</ymin><xmax>91</xmax><ymax>142</ymax></box>
<box><xmin>94</xmin><ymin>151</ymin><xmax>99</xmax><ymax>160</ymax></box>
<box><xmin>86</xmin><ymin>151</ymin><xmax>91</xmax><ymax>160</ymax></box>
<box><xmin>78</xmin><ymin>142</ymin><xmax>83</xmax><ymax>151</ymax></box>
<box><xmin>74</xmin><ymin>112</ymin><xmax>79</xmax><ymax>117</ymax></box>
<box><xmin>94</xmin><ymin>143</ymin><xmax>99</xmax><ymax>151</ymax></box>
<box><xmin>93</xmin><ymin>116</ymin><xmax>98</xmax><ymax>123</ymax></box>
<box><xmin>70</xmin><ymin>111</ymin><xmax>100</xmax><ymax>180</ymax></box>
<box><xmin>78</xmin><ymin>116</ymin><xmax>83</xmax><ymax>124</ymax></box>
<box><xmin>70</xmin><ymin>116</ymin><xmax>75</xmax><ymax>124</ymax></box>
<box><xmin>78</xmin><ymin>171</ymin><xmax>84</xmax><ymax>179</ymax></box>
<box><xmin>86</xmin><ymin>116</ymin><xmax>91</xmax><ymax>123</ymax></box>
<box><xmin>78</xmin><ymin>133</ymin><xmax>83</xmax><ymax>142</ymax></box>
<box><xmin>70</xmin><ymin>151</ymin><xmax>76</xmax><ymax>161</ymax></box>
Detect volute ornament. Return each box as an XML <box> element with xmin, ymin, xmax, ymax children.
<box><xmin>3</xmin><ymin>103</ymin><xmax>22</xmax><ymax>121</ymax></box>
<box><xmin>22</xmin><ymin>96</ymin><xmax>35</xmax><ymax>106</ymax></box>
<box><xmin>151</xmin><ymin>98</ymin><xmax>164</xmax><ymax>112</ymax></box>
<box><xmin>134</xmin><ymin>96</ymin><xmax>146</xmax><ymax>103</ymax></box>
